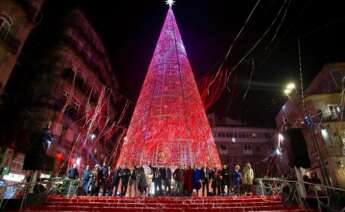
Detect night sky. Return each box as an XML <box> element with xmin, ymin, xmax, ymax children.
<box><xmin>35</xmin><ymin>0</ymin><xmax>345</xmax><ymax>127</ymax></box>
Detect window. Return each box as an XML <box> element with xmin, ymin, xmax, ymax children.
<box><xmin>244</xmin><ymin>144</ymin><xmax>252</xmax><ymax>150</ymax></box>
<box><xmin>328</xmin><ymin>104</ymin><xmax>341</xmax><ymax>120</ymax></box>
<box><xmin>0</xmin><ymin>15</ymin><xmax>13</xmax><ymax>40</ymax></box>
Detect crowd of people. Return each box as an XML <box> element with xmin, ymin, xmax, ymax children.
<box><xmin>66</xmin><ymin>162</ymin><xmax>255</xmax><ymax>197</ymax></box>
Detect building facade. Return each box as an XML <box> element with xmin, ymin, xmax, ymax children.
<box><xmin>0</xmin><ymin>9</ymin><xmax>126</xmax><ymax>174</ymax></box>
<box><xmin>208</xmin><ymin>113</ymin><xmax>275</xmax><ymax>177</ymax></box>
<box><xmin>0</xmin><ymin>0</ymin><xmax>45</xmax><ymax>96</ymax></box>
<box><xmin>275</xmin><ymin>63</ymin><xmax>345</xmax><ymax>188</ymax></box>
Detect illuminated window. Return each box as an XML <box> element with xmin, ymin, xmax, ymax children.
<box><xmin>328</xmin><ymin>104</ymin><xmax>342</xmax><ymax>120</ymax></box>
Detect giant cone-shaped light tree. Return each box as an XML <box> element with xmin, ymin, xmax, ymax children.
<box><xmin>117</xmin><ymin>3</ymin><xmax>221</xmax><ymax>168</ymax></box>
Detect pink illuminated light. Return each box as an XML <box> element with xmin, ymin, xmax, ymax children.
<box><xmin>116</xmin><ymin>8</ymin><xmax>221</xmax><ymax>168</ymax></box>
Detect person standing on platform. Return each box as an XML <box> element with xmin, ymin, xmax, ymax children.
<box><xmin>192</xmin><ymin>166</ymin><xmax>201</xmax><ymax>196</ymax></box>
<box><xmin>100</xmin><ymin>162</ymin><xmax>109</xmax><ymax>196</ymax></box>
<box><xmin>150</xmin><ymin>165</ymin><xmax>162</xmax><ymax>195</ymax></box>
<box><xmin>201</xmin><ymin>166</ymin><xmax>210</xmax><ymax>196</ymax></box>
<box><xmin>210</xmin><ymin>167</ymin><xmax>216</xmax><ymax>195</ymax></box>
<box><xmin>120</xmin><ymin>165</ymin><xmax>131</xmax><ymax>196</ymax></box>
<box><xmin>215</xmin><ymin>168</ymin><xmax>222</xmax><ymax>195</ymax></box>
<box><xmin>128</xmin><ymin>166</ymin><xmax>138</xmax><ymax>197</ymax></box>
<box><xmin>165</xmin><ymin>167</ymin><xmax>172</xmax><ymax>195</ymax></box>
<box><xmin>173</xmin><ymin>166</ymin><xmax>184</xmax><ymax>196</ymax></box>
<box><xmin>183</xmin><ymin>166</ymin><xmax>193</xmax><ymax>196</ymax></box>
<box><xmin>82</xmin><ymin>165</ymin><xmax>91</xmax><ymax>195</ymax></box>
<box><xmin>110</xmin><ymin>167</ymin><xmax>120</xmax><ymax>196</ymax></box>
<box><xmin>106</xmin><ymin>166</ymin><xmax>112</xmax><ymax>196</ymax></box>
<box><xmin>242</xmin><ymin>163</ymin><xmax>254</xmax><ymax>194</ymax></box>
<box><xmin>134</xmin><ymin>166</ymin><xmax>141</xmax><ymax>196</ymax></box>
<box><xmin>159</xmin><ymin>167</ymin><xmax>166</xmax><ymax>195</ymax></box>
<box><xmin>221</xmin><ymin>165</ymin><xmax>231</xmax><ymax>195</ymax></box>
<box><xmin>233</xmin><ymin>164</ymin><xmax>241</xmax><ymax>195</ymax></box>
<box><xmin>138</xmin><ymin>166</ymin><xmax>147</xmax><ymax>195</ymax></box>
<box><xmin>67</xmin><ymin>164</ymin><xmax>79</xmax><ymax>179</ymax></box>
<box><xmin>90</xmin><ymin>164</ymin><xmax>101</xmax><ymax>196</ymax></box>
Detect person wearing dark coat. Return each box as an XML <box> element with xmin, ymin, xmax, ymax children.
<box><xmin>164</xmin><ymin>167</ymin><xmax>172</xmax><ymax>195</ymax></box>
<box><xmin>67</xmin><ymin>164</ymin><xmax>79</xmax><ymax>179</ymax></box>
<box><xmin>128</xmin><ymin>166</ymin><xmax>138</xmax><ymax>197</ymax></box>
<box><xmin>110</xmin><ymin>168</ymin><xmax>121</xmax><ymax>196</ymax></box>
<box><xmin>201</xmin><ymin>166</ymin><xmax>210</xmax><ymax>196</ymax></box>
<box><xmin>173</xmin><ymin>166</ymin><xmax>184</xmax><ymax>195</ymax></box>
<box><xmin>120</xmin><ymin>166</ymin><xmax>131</xmax><ymax>196</ymax></box>
<box><xmin>106</xmin><ymin>167</ymin><xmax>112</xmax><ymax>196</ymax></box>
<box><xmin>150</xmin><ymin>165</ymin><xmax>162</xmax><ymax>195</ymax></box>
<box><xmin>82</xmin><ymin>165</ymin><xmax>91</xmax><ymax>195</ymax></box>
<box><xmin>221</xmin><ymin>165</ymin><xmax>231</xmax><ymax>195</ymax></box>
<box><xmin>100</xmin><ymin>162</ymin><xmax>109</xmax><ymax>195</ymax></box>
<box><xmin>183</xmin><ymin>166</ymin><xmax>193</xmax><ymax>196</ymax></box>
<box><xmin>159</xmin><ymin>167</ymin><xmax>167</xmax><ymax>195</ymax></box>
<box><xmin>210</xmin><ymin>168</ymin><xmax>217</xmax><ymax>195</ymax></box>
<box><xmin>138</xmin><ymin>166</ymin><xmax>147</xmax><ymax>195</ymax></box>
<box><xmin>214</xmin><ymin>168</ymin><xmax>222</xmax><ymax>195</ymax></box>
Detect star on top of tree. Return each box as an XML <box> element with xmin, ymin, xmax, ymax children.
<box><xmin>166</xmin><ymin>0</ymin><xmax>175</xmax><ymax>7</ymax></box>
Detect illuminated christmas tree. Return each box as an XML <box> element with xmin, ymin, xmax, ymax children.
<box><xmin>117</xmin><ymin>2</ymin><xmax>221</xmax><ymax>167</ymax></box>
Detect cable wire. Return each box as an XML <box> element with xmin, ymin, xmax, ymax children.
<box><xmin>298</xmin><ymin>37</ymin><xmax>306</xmax><ymax>114</ymax></box>
<box><xmin>206</xmin><ymin>0</ymin><xmax>262</xmax><ymax>90</ymax></box>
<box><xmin>226</xmin><ymin>0</ymin><xmax>289</xmax><ymax>93</ymax></box>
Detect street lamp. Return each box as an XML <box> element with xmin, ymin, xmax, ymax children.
<box><xmin>284</xmin><ymin>82</ymin><xmax>296</xmax><ymax>96</ymax></box>
<box><xmin>286</xmin><ymin>83</ymin><xmax>296</xmax><ymax>90</ymax></box>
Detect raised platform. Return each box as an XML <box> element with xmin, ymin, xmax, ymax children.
<box><xmin>24</xmin><ymin>195</ymin><xmax>317</xmax><ymax>211</ymax></box>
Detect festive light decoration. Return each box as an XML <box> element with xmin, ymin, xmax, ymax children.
<box><xmin>165</xmin><ymin>0</ymin><xmax>175</xmax><ymax>7</ymax></box>
<box><xmin>117</xmin><ymin>7</ymin><xmax>221</xmax><ymax>167</ymax></box>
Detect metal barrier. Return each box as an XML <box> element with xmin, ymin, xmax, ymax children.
<box><xmin>2</xmin><ymin>176</ymin><xmax>345</xmax><ymax>212</ymax></box>
<box><xmin>0</xmin><ymin>182</ymin><xmax>28</xmax><ymax>211</ymax></box>
<box><xmin>256</xmin><ymin>178</ymin><xmax>345</xmax><ymax>212</ymax></box>
<box><xmin>0</xmin><ymin>177</ymin><xmax>80</xmax><ymax>211</ymax></box>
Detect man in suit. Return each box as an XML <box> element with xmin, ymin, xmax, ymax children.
<box><xmin>100</xmin><ymin>162</ymin><xmax>109</xmax><ymax>195</ymax></box>
<box><xmin>150</xmin><ymin>165</ymin><xmax>162</xmax><ymax>195</ymax></box>
<box><xmin>221</xmin><ymin>165</ymin><xmax>231</xmax><ymax>195</ymax></box>
<box><xmin>111</xmin><ymin>167</ymin><xmax>120</xmax><ymax>196</ymax></box>
<box><xmin>120</xmin><ymin>165</ymin><xmax>131</xmax><ymax>196</ymax></box>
